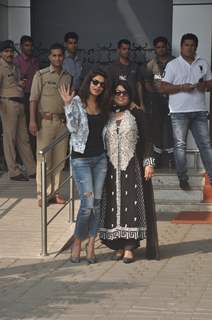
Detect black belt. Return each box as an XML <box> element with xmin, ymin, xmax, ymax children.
<box><xmin>0</xmin><ymin>96</ymin><xmax>25</xmax><ymax>104</ymax></box>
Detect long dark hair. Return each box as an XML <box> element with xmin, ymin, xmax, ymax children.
<box><xmin>111</xmin><ymin>80</ymin><xmax>132</xmax><ymax>108</ymax></box>
<box><xmin>78</xmin><ymin>68</ymin><xmax>110</xmax><ymax>116</ymax></box>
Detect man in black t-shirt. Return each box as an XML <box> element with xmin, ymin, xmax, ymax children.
<box><xmin>107</xmin><ymin>39</ymin><xmax>144</xmax><ymax>109</ymax></box>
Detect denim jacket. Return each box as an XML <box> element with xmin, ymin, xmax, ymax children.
<box><xmin>65</xmin><ymin>95</ymin><xmax>106</xmax><ymax>154</ymax></box>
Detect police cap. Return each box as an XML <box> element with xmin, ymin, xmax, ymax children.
<box><xmin>0</xmin><ymin>40</ymin><xmax>15</xmax><ymax>52</ymax></box>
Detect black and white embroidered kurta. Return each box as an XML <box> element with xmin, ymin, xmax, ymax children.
<box><xmin>99</xmin><ymin>109</ymin><xmax>160</xmax><ymax>259</ymax></box>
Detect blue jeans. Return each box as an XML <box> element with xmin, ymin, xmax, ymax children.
<box><xmin>171</xmin><ymin>112</ymin><xmax>212</xmax><ymax>182</ymax></box>
<box><xmin>71</xmin><ymin>153</ymin><xmax>107</xmax><ymax>240</ymax></box>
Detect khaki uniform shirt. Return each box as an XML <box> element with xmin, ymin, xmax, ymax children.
<box><xmin>146</xmin><ymin>56</ymin><xmax>174</xmax><ymax>92</ymax></box>
<box><xmin>30</xmin><ymin>65</ymin><xmax>72</xmax><ymax>114</ymax></box>
<box><xmin>146</xmin><ymin>58</ymin><xmax>162</xmax><ymax>92</ymax></box>
<box><xmin>0</xmin><ymin>58</ymin><xmax>23</xmax><ymax>97</ymax></box>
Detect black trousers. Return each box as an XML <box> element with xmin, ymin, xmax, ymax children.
<box><xmin>151</xmin><ymin>95</ymin><xmax>174</xmax><ymax>154</ymax></box>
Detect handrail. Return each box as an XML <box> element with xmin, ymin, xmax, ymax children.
<box><xmin>49</xmin><ymin>174</ymin><xmax>72</xmax><ymax>198</ymax></box>
<box><xmin>47</xmin><ymin>198</ymin><xmax>72</xmax><ymax>225</ymax></box>
<box><xmin>39</xmin><ymin>130</ymin><xmax>75</xmax><ymax>256</ymax></box>
<box><xmin>47</xmin><ymin>152</ymin><xmax>71</xmax><ymax>176</ymax></box>
<box><xmin>39</xmin><ymin>128</ymin><xmax>69</xmax><ymax>156</ymax></box>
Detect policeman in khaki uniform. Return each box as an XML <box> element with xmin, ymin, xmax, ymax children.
<box><xmin>0</xmin><ymin>40</ymin><xmax>35</xmax><ymax>181</ymax></box>
<box><xmin>29</xmin><ymin>43</ymin><xmax>72</xmax><ymax>206</ymax></box>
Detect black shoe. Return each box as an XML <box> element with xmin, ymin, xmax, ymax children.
<box><xmin>179</xmin><ymin>180</ymin><xmax>191</xmax><ymax>191</ymax></box>
<box><xmin>29</xmin><ymin>173</ymin><xmax>36</xmax><ymax>179</ymax></box>
<box><xmin>10</xmin><ymin>174</ymin><xmax>29</xmax><ymax>181</ymax></box>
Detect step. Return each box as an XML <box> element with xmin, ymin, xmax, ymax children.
<box><xmin>186</xmin><ymin>152</ymin><xmax>203</xmax><ymax>169</ymax></box>
<box><xmin>154</xmin><ymin>169</ymin><xmax>205</xmax><ymax>176</ymax></box>
<box><xmin>152</xmin><ymin>174</ymin><xmax>204</xmax><ymax>187</ymax></box>
<box><xmin>153</xmin><ymin>185</ymin><xmax>203</xmax><ymax>202</ymax></box>
<box><xmin>152</xmin><ymin>169</ymin><xmax>210</xmax><ymax>212</ymax></box>
<box><xmin>155</xmin><ymin>200</ymin><xmax>212</xmax><ymax>213</ymax></box>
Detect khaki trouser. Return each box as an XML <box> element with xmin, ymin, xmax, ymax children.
<box><xmin>24</xmin><ymin>93</ymin><xmax>36</xmax><ymax>160</ymax></box>
<box><xmin>36</xmin><ymin>118</ymin><xmax>68</xmax><ymax>198</ymax></box>
<box><xmin>0</xmin><ymin>100</ymin><xmax>35</xmax><ymax>177</ymax></box>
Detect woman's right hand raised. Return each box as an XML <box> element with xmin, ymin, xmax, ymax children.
<box><xmin>59</xmin><ymin>84</ymin><xmax>75</xmax><ymax>106</ymax></box>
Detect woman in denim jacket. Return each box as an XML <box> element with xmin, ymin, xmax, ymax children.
<box><xmin>60</xmin><ymin>69</ymin><xmax>110</xmax><ymax>264</ymax></box>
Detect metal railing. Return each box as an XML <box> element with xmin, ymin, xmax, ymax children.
<box><xmin>39</xmin><ymin>129</ymin><xmax>75</xmax><ymax>256</ymax></box>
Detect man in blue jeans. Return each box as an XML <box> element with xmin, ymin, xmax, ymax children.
<box><xmin>160</xmin><ymin>33</ymin><xmax>212</xmax><ymax>190</ymax></box>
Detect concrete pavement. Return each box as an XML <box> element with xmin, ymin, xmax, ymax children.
<box><xmin>1</xmin><ymin>213</ymin><xmax>212</xmax><ymax>320</ymax></box>
<box><xmin>0</xmin><ymin>172</ymin><xmax>76</xmax><ymax>258</ymax></box>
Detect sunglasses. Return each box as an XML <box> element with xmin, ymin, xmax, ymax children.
<box><xmin>114</xmin><ymin>90</ymin><xmax>129</xmax><ymax>97</ymax></box>
<box><xmin>91</xmin><ymin>79</ymin><xmax>105</xmax><ymax>89</ymax></box>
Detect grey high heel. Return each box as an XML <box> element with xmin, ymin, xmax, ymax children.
<box><xmin>70</xmin><ymin>244</ymin><xmax>81</xmax><ymax>263</ymax></box>
<box><xmin>85</xmin><ymin>243</ymin><xmax>97</xmax><ymax>264</ymax></box>
<box><xmin>70</xmin><ymin>256</ymin><xmax>80</xmax><ymax>263</ymax></box>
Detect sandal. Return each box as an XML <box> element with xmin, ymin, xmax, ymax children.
<box><xmin>111</xmin><ymin>250</ymin><xmax>124</xmax><ymax>261</ymax></box>
<box><xmin>123</xmin><ymin>250</ymin><xmax>135</xmax><ymax>264</ymax></box>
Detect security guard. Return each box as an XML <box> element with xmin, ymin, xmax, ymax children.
<box><xmin>0</xmin><ymin>40</ymin><xmax>35</xmax><ymax>180</ymax></box>
<box><xmin>29</xmin><ymin>43</ymin><xmax>72</xmax><ymax>206</ymax></box>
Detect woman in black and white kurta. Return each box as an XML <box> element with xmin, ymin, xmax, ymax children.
<box><xmin>99</xmin><ymin>80</ymin><xmax>159</xmax><ymax>263</ymax></box>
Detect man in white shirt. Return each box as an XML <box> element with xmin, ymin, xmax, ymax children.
<box><xmin>160</xmin><ymin>33</ymin><xmax>212</xmax><ymax>190</ymax></box>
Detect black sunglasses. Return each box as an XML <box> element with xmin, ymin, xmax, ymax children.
<box><xmin>114</xmin><ymin>90</ymin><xmax>129</xmax><ymax>97</ymax></box>
<box><xmin>91</xmin><ymin>79</ymin><xmax>105</xmax><ymax>88</ymax></box>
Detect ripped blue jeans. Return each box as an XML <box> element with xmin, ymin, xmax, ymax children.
<box><xmin>71</xmin><ymin>153</ymin><xmax>107</xmax><ymax>240</ymax></box>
